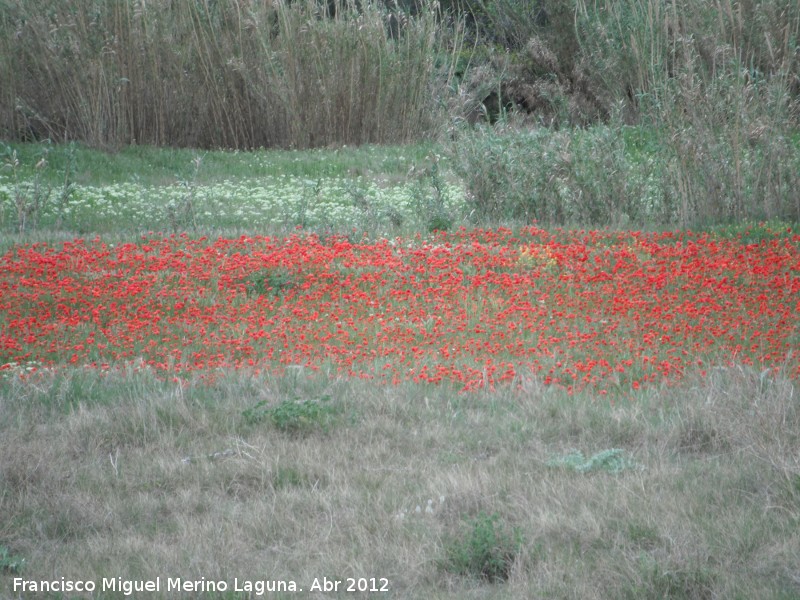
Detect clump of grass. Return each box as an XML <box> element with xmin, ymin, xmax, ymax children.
<box><xmin>1</xmin><ymin>142</ymin><xmax>76</xmax><ymax>233</ymax></box>
<box><xmin>440</xmin><ymin>511</ymin><xmax>523</xmax><ymax>583</ymax></box>
<box><xmin>410</xmin><ymin>154</ymin><xmax>456</xmax><ymax>232</ymax></box>
<box><xmin>242</xmin><ymin>395</ymin><xmax>338</xmax><ymax>434</ymax></box>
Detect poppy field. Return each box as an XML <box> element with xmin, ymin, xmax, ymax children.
<box><xmin>2</xmin><ymin>141</ymin><xmax>800</xmax><ymax>599</ymax></box>
<box><xmin>3</xmin><ymin>226</ymin><xmax>798</xmax><ymax>393</ymax></box>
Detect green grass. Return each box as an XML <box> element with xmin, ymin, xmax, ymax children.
<box><xmin>2</xmin><ymin>140</ymin><xmax>438</xmax><ymax>187</ymax></box>
<box><xmin>242</xmin><ymin>394</ymin><xmax>340</xmax><ymax>434</ymax></box>
<box><xmin>4</xmin><ymin>131</ymin><xmax>800</xmax><ymax>240</ymax></box>
<box><xmin>440</xmin><ymin>512</ymin><xmax>524</xmax><ymax>582</ymax></box>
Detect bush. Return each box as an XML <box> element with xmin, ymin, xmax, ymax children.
<box><xmin>246</xmin><ymin>268</ymin><xmax>299</xmax><ymax>298</ymax></box>
<box><xmin>449</xmin><ymin>122</ymin><xmax>663</xmax><ymax>226</ymax></box>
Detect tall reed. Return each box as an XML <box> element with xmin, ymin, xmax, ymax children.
<box><xmin>0</xmin><ymin>0</ymin><xmax>459</xmax><ymax>149</ymax></box>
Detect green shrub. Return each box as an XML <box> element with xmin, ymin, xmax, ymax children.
<box><xmin>441</xmin><ymin>512</ymin><xmax>523</xmax><ymax>582</ymax></box>
<box><xmin>449</xmin><ymin>123</ymin><xmax>661</xmax><ymax>226</ymax></box>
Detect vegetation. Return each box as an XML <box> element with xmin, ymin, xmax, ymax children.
<box><xmin>0</xmin><ymin>0</ymin><xmax>459</xmax><ymax>149</ymax></box>
<box><xmin>2</xmin><ymin>0</ymin><xmax>799</xmax><ymax>227</ymax></box>
<box><xmin>1</xmin><ymin>366</ymin><xmax>798</xmax><ymax>598</ymax></box>
<box><xmin>0</xmin><ymin>1</ymin><xmax>799</xmax><ymax>598</ymax></box>
<box><xmin>440</xmin><ymin>512</ymin><xmax>524</xmax><ymax>582</ymax></box>
<box><xmin>242</xmin><ymin>394</ymin><xmax>340</xmax><ymax>434</ymax></box>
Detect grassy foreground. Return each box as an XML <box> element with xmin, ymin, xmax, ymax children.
<box><xmin>1</xmin><ymin>366</ymin><xmax>798</xmax><ymax>598</ymax></box>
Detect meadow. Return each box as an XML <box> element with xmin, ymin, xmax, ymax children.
<box><xmin>1</xmin><ymin>141</ymin><xmax>799</xmax><ymax>599</ymax></box>
<box><xmin>2</xmin><ymin>0</ymin><xmax>800</xmax><ymax>597</ymax></box>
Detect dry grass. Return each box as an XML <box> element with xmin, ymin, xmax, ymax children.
<box><xmin>1</xmin><ymin>364</ymin><xmax>798</xmax><ymax>598</ymax></box>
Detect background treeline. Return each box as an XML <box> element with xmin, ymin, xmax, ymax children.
<box><xmin>2</xmin><ymin>0</ymin><xmax>799</xmax><ymax>226</ymax></box>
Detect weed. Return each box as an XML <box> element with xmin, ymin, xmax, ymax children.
<box><xmin>411</xmin><ymin>154</ymin><xmax>455</xmax><ymax>232</ymax></box>
<box><xmin>1</xmin><ymin>141</ymin><xmax>77</xmax><ymax>233</ymax></box>
<box><xmin>441</xmin><ymin>511</ymin><xmax>523</xmax><ymax>582</ymax></box>
<box><xmin>246</xmin><ymin>268</ymin><xmax>297</xmax><ymax>297</ymax></box>
<box><xmin>2</xmin><ymin>145</ymin><xmax>49</xmax><ymax>233</ymax></box>
<box><xmin>0</xmin><ymin>545</ymin><xmax>25</xmax><ymax>574</ymax></box>
<box><xmin>166</xmin><ymin>155</ymin><xmax>203</xmax><ymax>234</ymax></box>
<box><xmin>546</xmin><ymin>448</ymin><xmax>641</xmax><ymax>475</ymax></box>
<box><xmin>242</xmin><ymin>395</ymin><xmax>337</xmax><ymax>434</ymax></box>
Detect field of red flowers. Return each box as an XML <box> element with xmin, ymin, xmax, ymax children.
<box><xmin>2</xmin><ymin>227</ymin><xmax>799</xmax><ymax>394</ymax></box>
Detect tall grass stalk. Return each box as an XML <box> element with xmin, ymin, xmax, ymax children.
<box><xmin>0</xmin><ymin>0</ymin><xmax>459</xmax><ymax>149</ymax></box>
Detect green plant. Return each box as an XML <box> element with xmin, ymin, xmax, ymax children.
<box><xmin>449</xmin><ymin>124</ymin><xmax>658</xmax><ymax>226</ymax></box>
<box><xmin>441</xmin><ymin>512</ymin><xmax>523</xmax><ymax>582</ymax></box>
<box><xmin>0</xmin><ymin>545</ymin><xmax>25</xmax><ymax>573</ymax></box>
<box><xmin>2</xmin><ymin>145</ymin><xmax>50</xmax><ymax>233</ymax></box>
<box><xmin>242</xmin><ymin>395</ymin><xmax>337</xmax><ymax>434</ymax></box>
<box><xmin>246</xmin><ymin>268</ymin><xmax>298</xmax><ymax>297</ymax></box>
<box><xmin>546</xmin><ymin>448</ymin><xmax>640</xmax><ymax>475</ymax></box>
<box><xmin>412</xmin><ymin>154</ymin><xmax>455</xmax><ymax>232</ymax></box>
<box><xmin>166</xmin><ymin>155</ymin><xmax>203</xmax><ymax>234</ymax></box>
<box><xmin>1</xmin><ymin>141</ymin><xmax>76</xmax><ymax>233</ymax></box>
<box><xmin>705</xmin><ymin>220</ymin><xmax>798</xmax><ymax>244</ymax></box>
